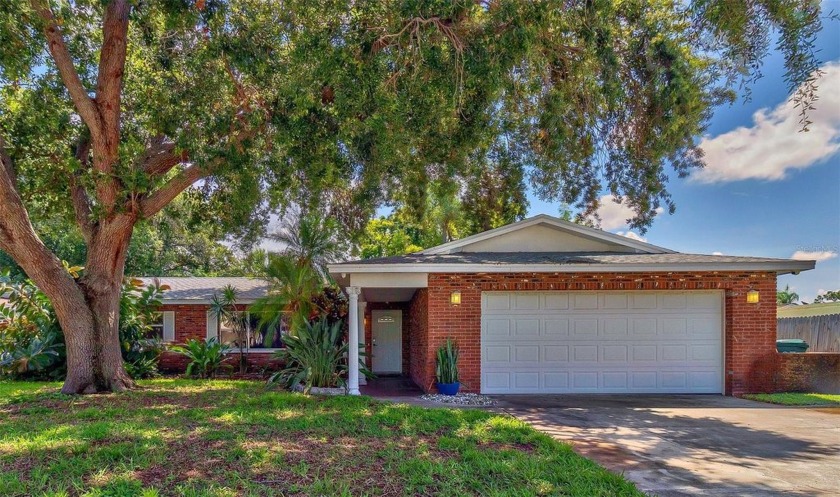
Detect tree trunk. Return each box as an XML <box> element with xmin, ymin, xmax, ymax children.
<box><xmin>60</xmin><ymin>215</ymin><xmax>137</xmax><ymax>394</ymax></box>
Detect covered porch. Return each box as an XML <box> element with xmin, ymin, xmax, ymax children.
<box><xmin>334</xmin><ymin>272</ymin><xmax>429</xmax><ymax>395</ymax></box>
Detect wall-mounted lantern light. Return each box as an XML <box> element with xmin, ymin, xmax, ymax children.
<box><xmin>746</xmin><ymin>289</ymin><xmax>760</xmax><ymax>304</ymax></box>
<box><xmin>450</xmin><ymin>291</ymin><xmax>462</xmax><ymax>305</ymax></box>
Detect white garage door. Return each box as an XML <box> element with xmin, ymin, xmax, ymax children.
<box><xmin>481</xmin><ymin>291</ymin><xmax>723</xmax><ymax>394</ymax></box>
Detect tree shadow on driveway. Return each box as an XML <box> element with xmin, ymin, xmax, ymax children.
<box><xmin>494</xmin><ymin>395</ymin><xmax>839</xmax><ymax>496</ymax></box>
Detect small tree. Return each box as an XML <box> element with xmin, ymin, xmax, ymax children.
<box><xmin>209</xmin><ymin>285</ymin><xmax>249</xmax><ymax>374</ymax></box>
<box><xmin>777</xmin><ymin>285</ymin><xmax>800</xmax><ymax>306</ymax></box>
<box><xmin>815</xmin><ymin>290</ymin><xmax>840</xmax><ymax>303</ymax></box>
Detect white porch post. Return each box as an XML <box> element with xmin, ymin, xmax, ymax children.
<box><xmin>347</xmin><ymin>286</ymin><xmax>361</xmax><ymax>395</ymax></box>
<box><xmin>358</xmin><ymin>300</ymin><xmax>367</xmax><ymax>386</ymax></box>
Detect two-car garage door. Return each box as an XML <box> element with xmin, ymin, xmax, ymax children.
<box><xmin>481</xmin><ymin>291</ymin><xmax>723</xmax><ymax>394</ymax></box>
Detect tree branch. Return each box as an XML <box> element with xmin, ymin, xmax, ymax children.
<box><xmin>0</xmin><ymin>135</ymin><xmax>16</xmax><ymax>189</ymax></box>
<box><xmin>139</xmin><ymin>140</ymin><xmax>189</xmax><ymax>178</ymax></box>
<box><xmin>139</xmin><ymin>164</ymin><xmax>207</xmax><ymax>218</ymax></box>
<box><xmin>72</xmin><ymin>137</ymin><xmax>95</xmax><ymax>244</ymax></box>
<box><xmin>95</xmin><ymin>0</ymin><xmax>130</xmax><ymax>157</ymax></box>
<box><xmin>30</xmin><ymin>0</ymin><xmax>103</xmax><ymax>141</ymax></box>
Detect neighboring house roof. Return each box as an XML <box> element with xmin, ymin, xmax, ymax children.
<box><xmin>138</xmin><ymin>277</ymin><xmax>270</xmax><ymax>303</ymax></box>
<box><xmin>778</xmin><ymin>302</ymin><xmax>840</xmax><ymax>318</ymax></box>
<box><xmin>328</xmin><ymin>215</ymin><xmax>815</xmax><ymax>275</ymax></box>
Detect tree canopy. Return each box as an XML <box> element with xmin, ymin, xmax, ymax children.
<box><xmin>0</xmin><ymin>0</ymin><xmax>827</xmax><ymax>393</ymax></box>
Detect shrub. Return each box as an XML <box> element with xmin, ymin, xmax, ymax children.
<box><xmin>0</xmin><ymin>272</ymin><xmax>167</xmax><ymax>380</ymax></box>
<box><xmin>0</xmin><ymin>272</ymin><xmax>65</xmax><ymax>379</ymax></box>
<box><xmin>435</xmin><ymin>338</ymin><xmax>459</xmax><ymax>384</ymax></box>
<box><xmin>170</xmin><ymin>338</ymin><xmax>231</xmax><ymax>379</ymax></box>
<box><xmin>120</xmin><ymin>279</ymin><xmax>168</xmax><ymax>379</ymax></box>
<box><xmin>269</xmin><ymin>317</ymin><xmax>369</xmax><ymax>393</ymax></box>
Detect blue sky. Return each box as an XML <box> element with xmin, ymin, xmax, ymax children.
<box><xmin>528</xmin><ymin>11</ymin><xmax>840</xmax><ymax>302</ymax></box>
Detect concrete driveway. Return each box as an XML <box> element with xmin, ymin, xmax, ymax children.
<box><xmin>494</xmin><ymin>395</ymin><xmax>840</xmax><ymax>496</ymax></box>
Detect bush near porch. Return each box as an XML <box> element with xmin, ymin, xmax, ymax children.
<box><xmin>0</xmin><ymin>379</ymin><xmax>643</xmax><ymax>496</ymax></box>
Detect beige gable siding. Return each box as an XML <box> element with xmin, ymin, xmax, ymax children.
<box><xmin>459</xmin><ymin>224</ymin><xmax>636</xmax><ymax>253</ymax></box>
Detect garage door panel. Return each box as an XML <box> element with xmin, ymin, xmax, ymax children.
<box><xmin>514</xmin><ymin>319</ymin><xmax>540</xmax><ymax>337</ymax></box>
<box><xmin>543</xmin><ymin>294</ymin><xmax>569</xmax><ymax>310</ymax></box>
<box><xmin>484</xmin><ymin>319</ymin><xmax>511</xmax><ymax>338</ymax></box>
<box><xmin>601</xmin><ymin>345</ymin><xmax>629</xmax><ymax>362</ymax></box>
<box><xmin>543</xmin><ymin>345</ymin><xmax>569</xmax><ymax>362</ymax></box>
<box><xmin>544</xmin><ymin>319</ymin><xmax>569</xmax><ymax>336</ymax></box>
<box><xmin>573</xmin><ymin>294</ymin><xmax>598</xmax><ymax>309</ymax></box>
<box><xmin>481</xmin><ymin>291</ymin><xmax>723</xmax><ymax>394</ymax></box>
<box><xmin>573</xmin><ymin>319</ymin><xmax>598</xmax><ymax>337</ymax></box>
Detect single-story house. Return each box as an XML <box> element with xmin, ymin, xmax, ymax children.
<box><xmin>327</xmin><ymin>214</ymin><xmax>815</xmax><ymax>396</ymax></box>
<box><xmin>140</xmin><ymin>277</ymin><xmax>282</xmax><ymax>371</ymax></box>
<box><xmin>147</xmin><ymin>214</ymin><xmax>815</xmax><ymax>396</ymax></box>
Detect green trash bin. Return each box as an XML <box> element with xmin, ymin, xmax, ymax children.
<box><xmin>776</xmin><ymin>339</ymin><xmax>809</xmax><ymax>353</ymax></box>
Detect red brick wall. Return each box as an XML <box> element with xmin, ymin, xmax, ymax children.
<box><xmin>774</xmin><ymin>353</ymin><xmax>840</xmax><ymax>393</ymax></box>
<box><xmin>158</xmin><ymin>303</ymin><xmax>283</xmax><ymax>373</ymax></box>
<box><xmin>408</xmin><ymin>289</ymin><xmax>429</xmax><ymax>390</ymax></box>
<box><xmin>422</xmin><ymin>271</ymin><xmax>777</xmax><ymax>395</ymax></box>
<box><xmin>364</xmin><ymin>302</ymin><xmax>410</xmax><ymax>374</ymax></box>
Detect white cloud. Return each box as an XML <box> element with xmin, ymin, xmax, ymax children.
<box><xmin>591</xmin><ymin>194</ymin><xmax>664</xmax><ymax>230</ymax></box>
<box><xmin>694</xmin><ymin>61</ymin><xmax>840</xmax><ymax>183</ymax></box>
<box><xmin>712</xmin><ymin>251</ymin><xmax>723</xmax><ymax>256</ymax></box>
<box><xmin>790</xmin><ymin>250</ymin><xmax>838</xmax><ymax>262</ymax></box>
<box><xmin>817</xmin><ymin>289</ymin><xmax>828</xmax><ymax>296</ymax></box>
<box><xmin>616</xmin><ymin>231</ymin><xmax>647</xmax><ymax>242</ymax></box>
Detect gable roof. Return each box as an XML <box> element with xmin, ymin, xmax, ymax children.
<box><xmin>420</xmin><ymin>214</ymin><xmax>675</xmax><ymax>255</ymax></box>
<box><xmin>328</xmin><ymin>214</ymin><xmax>816</xmax><ymax>276</ymax></box>
<box><xmin>138</xmin><ymin>277</ymin><xmax>269</xmax><ymax>303</ymax></box>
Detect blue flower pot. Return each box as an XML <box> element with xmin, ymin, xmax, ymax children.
<box><xmin>437</xmin><ymin>382</ymin><xmax>460</xmax><ymax>396</ymax></box>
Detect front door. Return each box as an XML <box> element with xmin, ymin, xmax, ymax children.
<box><xmin>372</xmin><ymin>310</ymin><xmax>402</xmax><ymax>373</ymax></box>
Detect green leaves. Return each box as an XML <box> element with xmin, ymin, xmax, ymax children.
<box><xmin>269</xmin><ymin>316</ymin><xmax>369</xmax><ymax>391</ymax></box>
<box><xmin>435</xmin><ymin>337</ymin><xmax>459</xmax><ymax>384</ymax></box>
<box><xmin>170</xmin><ymin>337</ymin><xmax>232</xmax><ymax>379</ymax></box>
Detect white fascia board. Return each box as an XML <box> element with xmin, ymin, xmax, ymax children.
<box><xmin>331</xmin><ymin>260</ymin><xmax>815</xmax><ymax>275</ymax></box>
<box><xmin>419</xmin><ymin>214</ymin><xmax>675</xmax><ymax>255</ymax></box>
<box><xmin>349</xmin><ymin>272</ymin><xmax>428</xmax><ymax>288</ymax></box>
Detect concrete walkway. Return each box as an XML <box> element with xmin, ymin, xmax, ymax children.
<box><xmin>494</xmin><ymin>395</ymin><xmax>840</xmax><ymax>497</ymax></box>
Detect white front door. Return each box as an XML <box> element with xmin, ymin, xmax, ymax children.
<box><xmin>372</xmin><ymin>310</ymin><xmax>402</xmax><ymax>373</ymax></box>
<box><xmin>481</xmin><ymin>291</ymin><xmax>724</xmax><ymax>394</ymax></box>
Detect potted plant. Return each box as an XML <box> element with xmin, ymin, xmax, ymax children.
<box><xmin>435</xmin><ymin>338</ymin><xmax>460</xmax><ymax>395</ymax></box>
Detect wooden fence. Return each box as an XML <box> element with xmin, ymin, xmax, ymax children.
<box><xmin>778</xmin><ymin>314</ymin><xmax>840</xmax><ymax>352</ymax></box>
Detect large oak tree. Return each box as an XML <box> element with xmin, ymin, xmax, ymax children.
<box><xmin>0</xmin><ymin>0</ymin><xmax>825</xmax><ymax>393</ymax></box>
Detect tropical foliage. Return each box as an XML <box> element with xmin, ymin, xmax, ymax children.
<box><xmin>250</xmin><ymin>253</ymin><xmax>324</xmax><ymax>340</ymax></box>
<box><xmin>269</xmin><ymin>317</ymin><xmax>368</xmax><ymax>392</ymax></box>
<box><xmin>270</xmin><ymin>211</ymin><xmax>346</xmax><ymax>279</ymax></box>
<box><xmin>0</xmin><ymin>272</ymin><xmax>166</xmax><ymax>380</ymax></box>
<box><xmin>170</xmin><ymin>338</ymin><xmax>232</xmax><ymax>379</ymax></box>
<box><xmin>209</xmin><ymin>285</ymin><xmax>249</xmax><ymax>374</ymax></box>
<box><xmin>0</xmin><ymin>0</ymin><xmax>828</xmax><ymax>393</ymax></box>
<box><xmin>777</xmin><ymin>285</ymin><xmax>800</xmax><ymax>306</ymax></box>
<box><xmin>435</xmin><ymin>338</ymin><xmax>460</xmax><ymax>385</ymax></box>
<box><xmin>119</xmin><ymin>279</ymin><xmax>168</xmax><ymax>379</ymax></box>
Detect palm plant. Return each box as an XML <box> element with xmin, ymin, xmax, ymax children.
<box><xmin>777</xmin><ymin>285</ymin><xmax>800</xmax><ymax>306</ymax></box>
<box><xmin>170</xmin><ymin>338</ymin><xmax>231</xmax><ymax>379</ymax></box>
<box><xmin>209</xmin><ymin>285</ymin><xmax>249</xmax><ymax>374</ymax></box>
<box><xmin>249</xmin><ymin>253</ymin><xmax>323</xmax><ymax>340</ymax></box>
<box><xmin>268</xmin><ymin>317</ymin><xmax>369</xmax><ymax>393</ymax></box>
<box><xmin>269</xmin><ymin>211</ymin><xmax>344</xmax><ymax>280</ymax></box>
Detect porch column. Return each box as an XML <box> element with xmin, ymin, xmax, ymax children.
<box><xmin>347</xmin><ymin>286</ymin><xmax>361</xmax><ymax>395</ymax></box>
<box><xmin>358</xmin><ymin>300</ymin><xmax>367</xmax><ymax>385</ymax></box>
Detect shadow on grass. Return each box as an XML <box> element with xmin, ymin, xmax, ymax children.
<box><xmin>0</xmin><ymin>379</ymin><xmax>645</xmax><ymax>496</ymax></box>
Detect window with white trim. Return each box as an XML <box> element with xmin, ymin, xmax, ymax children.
<box><xmin>150</xmin><ymin>311</ymin><xmax>175</xmax><ymax>342</ymax></box>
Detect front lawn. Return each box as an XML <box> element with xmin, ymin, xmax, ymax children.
<box><xmin>0</xmin><ymin>379</ymin><xmax>642</xmax><ymax>496</ymax></box>
<box><xmin>744</xmin><ymin>392</ymin><xmax>840</xmax><ymax>406</ymax></box>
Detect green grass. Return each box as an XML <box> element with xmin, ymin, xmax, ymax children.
<box><xmin>744</xmin><ymin>392</ymin><xmax>840</xmax><ymax>406</ymax></box>
<box><xmin>0</xmin><ymin>379</ymin><xmax>642</xmax><ymax>496</ymax></box>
